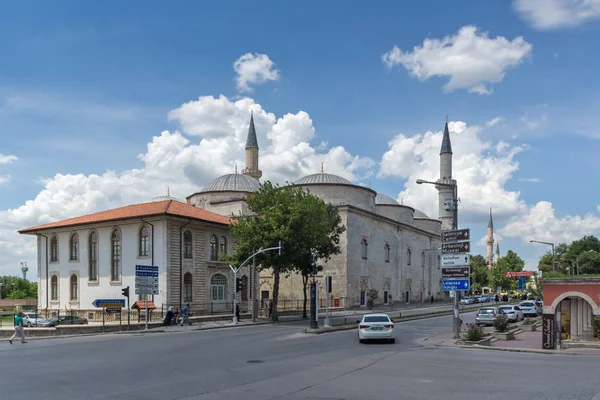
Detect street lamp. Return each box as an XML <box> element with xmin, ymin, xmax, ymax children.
<box><xmin>530</xmin><ymin>240</ymin><xmax>555</xmax><ymax>272</ymax></box>
<box><xmin>416</xmin><ymin>179</ymin><xmax>458</xmax><ymax>230</ymax></box>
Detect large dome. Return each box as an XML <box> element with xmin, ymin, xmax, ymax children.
<box><xmin>200</xmin><ymin>174</ymin><xmax>260</xmax><ymax>193</ymax></box>
<box><xmin>414</xmin><ymin>209</ymin><xmax>430</xmax><ymax>219</ymax></box>
<box><xmin>294</xmin><ymin>173</ymin><xmax>352</xmax><ymax>185</ymax></box>
<box><xmin>375</xmin><ymin>193</ymin><xmax>400</xmax><ymax>206</ymax></box>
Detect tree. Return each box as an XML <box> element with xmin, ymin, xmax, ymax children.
<box><xmin>564</xmin><ymin>236</ymin><xmax>600</xmax><ymax>273</ymax></box>
<box><xmin>469</xmin><ymin>254</ymin><xmax>489</xmax><ymax>292</ymax></box>
<box><xmin>0</xmin><ymin>276</ymin><xmax>37</xmax><ymax>299</ymax></box>
<box><xmin>227</xmin><ymin>182</ymin><xmax>345</xmax><ymax>321</ymax></box>
<box><xmin>578</xmin><ymin>251</ymin><xmax>600</xmax><ymax>274</ymax></box>
<box><xmin>490</xmin><ymin>250</ymin><xmax>525</xmax><ymax>291</ymax></box>
<box><xmin>537</xmin><ymin>243</ymin><xmax>569</xmax><ymax>273</ymax></box>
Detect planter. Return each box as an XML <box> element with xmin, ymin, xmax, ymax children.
<box><xmin>521</xmin><ymin>324</ymin><xmax>536</xmax><ymax>332</ymax></box>
<box><xmin>461</xmin><ymin>337</ymin><xmax>491</xmax><ymax>346</ymax></box>
<box><xmin>493</xmin><ymin>331</ymin><xmax>515</xmax><ymax>340</ymax></box>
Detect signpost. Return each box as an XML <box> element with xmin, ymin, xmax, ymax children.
<box><xmin>441</xmin><ymin>228</ymin><xmax>470</xmax><ymax>339</ymax></box>
<box><xmin>504</xmin><ymin>271</ymin><xmax>535</xmax><ymax>278</ymax></box>
<box><xmin>92</xmin><ymin>299</ymin><xmax>125</xmax><ymax>334</ymax></box>
<box><xmin>136</xmin><ymin>265</ymin><xmax>159</xmax><ymax>330</ymax></box>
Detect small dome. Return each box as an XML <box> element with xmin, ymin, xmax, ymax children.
<box><xmin>151</xmin><ymin>195</ymin><xmax>183</xmax><ymax>203</ymax></box>
<box><xmin>375</xmin><ymin>193</ymin><xmax>400</xmax><ymax>206</ymax></box>
<box><xmin>294</xmin><ymin>173</ymin><xmax>352</xmax><ymax>185</ymax></box>
<box><xmin>414</xmin><ymin>209</ymin><xmax>430</xmax><ymax>219</ymax></box>
<box><xmin>200</xmin><ymin>174</ymin><xmax>260</xmax><ymax>193</ymax></box>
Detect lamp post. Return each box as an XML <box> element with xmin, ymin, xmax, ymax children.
<box><xmin>416</xmin><ymin>178</ymin><xmax>459</xmax><ymax>338</ymax></box>
<box><xmin>530</xmin><ymin>240</ymin><xmax>555</xmax><ymax>272</ymax></box>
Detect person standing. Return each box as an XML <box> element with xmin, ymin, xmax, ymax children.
<box><xmin>9</xmin><ymin>311</ymin><xmax>25</xmax><ymax>344</ymax></box>
<box><xmin>180</xmin><ymin>304</ymin><xmax>191</xmax><ymax>326</ymax></box>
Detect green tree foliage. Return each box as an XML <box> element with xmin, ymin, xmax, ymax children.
<box><xmin>578</xmin><ymin>251</ymin><xmax>600</xmax><ymax>274</ymax></box>
<box><xmin>534</xmin><ymin>235</ymin><xmax>600</xmax><ymax>276</ymax></box>
<box><xmin>537</xmin><ymin>243</ymin><xmax>569</xmax><ymax>273</ymax></box>
<box><xmin>227</xmin><ymin>182</ymin><xmax>345</xmax><ymax>321</ymax></box>
<box><xmin>0</xmin><ymin>276</ymin><xmax>37</xmax><ymax>299</ymax></box>
<box><xmin>490</xmin><ymin>250</ymin><xmax>525</xmax><ymax>291</ymax></box>
<box><xmin>469</xmin><ymin>254</ymin><xmax>489</xmax><ymax>292</ymax></box>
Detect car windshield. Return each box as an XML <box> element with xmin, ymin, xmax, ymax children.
<box><xmin>499</xmin><ymin>307</ymin><xmax>511</xmax><ymax>311</ymax></box>
<box><xmin>479</xmin><ymin>309</ymin><xmax>495</xmax><ymax>314</ymax></box>
<box><xmin>364</xmin><ymin>316</ymin><xmax>390</xmax><ymax>323</ymax></box>
<box><xmin>522</xmin><ymin>302</ymin><xmax>535</xmax><ymax>307</ymax></box>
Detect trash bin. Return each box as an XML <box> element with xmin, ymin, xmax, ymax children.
<box><xmin>334</xmin><ymin>297</ymin><xmax>340</xmax><ymax>308</ymax></box>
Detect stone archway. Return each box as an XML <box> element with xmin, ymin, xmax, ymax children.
<box><xmin>547</xmin><ymin>291</ymin><xmax>598</xmax><ymax>341</ymax></box>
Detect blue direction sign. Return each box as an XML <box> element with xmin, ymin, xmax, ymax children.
<box><xmin>136</xmin><ymin>265</ymin><xmax>158</xmax><ymax>272</ymax></box>
<box><xmin>442</xmin><ymin>279</ymin><xmax>470</xmax><ymax>291</ymax></box>
<box><xmin>92</xmin><ymin>299</ymin><xmax>126</xmax><ymax>308</ymax></box>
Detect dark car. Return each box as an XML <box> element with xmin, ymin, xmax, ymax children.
<box><xmin>41</xmin><ymin>315</ymin><xmax>88</xmax><ymax>327</ymax></box>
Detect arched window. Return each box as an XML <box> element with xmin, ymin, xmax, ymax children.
<box><xmin>384</xmin><ymin>243</ymin><xmax>391</xmax><ymax>263</ymax></box>
<box><xmin>111</xmin><ymin>229</ymin><xmax>121</xmax><ymax>281</ymax></box>
<box><xmin>183</xmin><ymin>272</ymin><xmax>193</xmax><ymax>303</ymax></box>
<box><xmin>183</xmin><ymin>230</ymin><xmax>193</xmax><ymax>259</ymax></box>
<box><xmin>241</xmin><ymin>275</ymin><xmax>248</xmax><ymax>301</ymax></box>
<box><xmin>407</xmin><ymin>249</ymin><xmax>412</xmax><ymax>265</ymax></box>
<box><xmin>421</xmin><ymin>251</ymin><xmax>425</xmax><ymax>267</ymax></box>
<box><xmin>437</xmin><ymin>255</ymin><xmax>441</xmax><ymax>269</ymax></box>
<box><xmin>50</xmin><ymin>235</ymin><xmax>58</xmax><ymax>262</ymax></box>
<box><xmin>210</xmin><ymin>234</ymin><xmax>218</xmax><ymax>261</ymax></box>
<box><xmin>51</xmin><ymin>275</ymin><xmax>58</xmax><ymax>300</ymax></box>
<box><xmin>139</xmin><ymin>226</ymin><xmax>149</xmax><ymax>257</ymax></box>
<box><xmin>70</xmin><ymin>274</ymin><xmax>78</xmax><ymax>301</ymax></box>
<box><xmin>89</xmin><ymin>231</ymin><xmax>98</xmax><ymax>281</ymax></box>
<box><xmin>210</xmin><ymin>273</ymin><xmax>227</xmax><ymax>301</ymax></box>
<box><xmin>361</xmin><ymin>237</ymin><xmax>368</xmax><ymax>260</ymax></box>
<box><xmin>69</xmin><ymin>233</ymin><xmax>79</xmax><ymax>261</ymax></box>
<box><xmin>220</xmin><ymin>236</ymin><xmax>227</xmax><ymax>258</ymax></box>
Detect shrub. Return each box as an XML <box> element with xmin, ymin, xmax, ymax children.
<box><xmin>493</xmin><ymin>316</ymin><xmax>510</xmax><ymax>332</ymax></box>
<box><xmin>366</xmin><ymin>289</ymin><xmax>378</xmax><ymax>309</ymax></box>
<box><xmin>522</xmin><ymin>318</ymin><xmax>533</xmax><ymax>325</ymax></box>
<box><xmin>463</xmin><ymin>323</ymin><xmax>485</xmax><ymax>341</ymax></box>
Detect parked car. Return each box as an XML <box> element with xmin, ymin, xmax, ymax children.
<box><xmin>475</xmin><ymin>307</ymin><xmax>508</xmax><ymax>326</ymax></box>
<box><xmin>22</xmin><ymin>312</ymin><xmax>46</xmax><ymax>327</ymax></box>
<box><xmin>357</xmin><ymin>314</ymin><xmax>395</xmax><ymax>343</ymax></box>
<box><xmin>41</xmin><ymin>315</ymin><xmax>89</xmax><ymax>327</ymax></box>
<box><xmin>460</xmin><ymin>297</ymin><xmax>476</xmax><ymax>305</ymax></box>
<box><xmin>519</xmin><ymin>301</ymin><xmax>541</xmax><ymax>317</ymax></box>
<box><xmin>498</xmin><ymin>305</ymin><xmax>524</xmax><ymax>322</ymax></box>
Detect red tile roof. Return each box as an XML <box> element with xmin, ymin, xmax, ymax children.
<box><xmin>19</xmin><ymin>200</ymin><xmax>232</xmax><ymax>234</ymax></box>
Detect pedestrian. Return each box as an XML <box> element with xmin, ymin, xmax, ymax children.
<box><xmin>163</xmin><ymin>306</ymin><xmax>174</xmax><ymax>326</ymax></box>
<box><xmin>235</xmin><ymin>303</ymin><xmax>240</xmax><ymax>321</ymax></box>
<box><xmin>268</xmin><ymin>300</ymin><xmax>273</xmax><ymax>318</ymax></box>
<box><xmin>180</xmin><ymin>304</ymin><xmax>191</xmax><ymax>326</ymax></box>
<box><xmin>10</xmin><ymin>311</ymin><xmax>25</xmax><ymax>344</ymax></box>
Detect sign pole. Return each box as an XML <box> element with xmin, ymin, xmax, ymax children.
<box><xmin>233</xmin><ymin>267</ymin><xmax>238</xmax><ymax>325</ymax></box>
<box><xmin>102</xmin><ymin>307</ymin><xmax>105</xmax><ymax>334</ymax></box>
<box><xmin>325</xmin><ymin>276</ymin><xmax>331</xmax><ymax>327</ymax></box>
<box><xmin>145</xmin><ymin>300</ymin><xmax>148</xmax><ymax>330</ymax></box>
<box><xmin>127</xmin><ymin>294</ymin><xmax>130</xmax><ymax>331</ymax></box>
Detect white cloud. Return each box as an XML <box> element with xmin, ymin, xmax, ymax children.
<box><xmin>518</xmin><ymin>177</ymin><xmax>542</xmax><ymax>182</ymax></box>
<box><xmin>233</xmin><ymin>53</ymin><xmax>280</xmax><ymax>92</ymax></box>
<box><xmin>0</xmin><ymin>154</ymin><xmax>17</xmax><ymax>164</ymax></box>
<box><xmin>0</xmin><ymin>175</ymin><xmax>10</xmax><ymax>184</ymax></box>
<box><xmin>500</xmin><ymin>201</ymin><xmax>600</xmax><ymax>244</ymax></box>
<box><xmin>0</xmin><ymin>95</ymin><xmax>374</xmax><ymax>276</ymax></box>
<box><xmin>477</xmin><ymin>232</ymin><xmax>505</xmax><ymax>247</ymax></box>
<box><xmin>513</xmin><ymin>0</ymin><xmax>600</xmax><ymax>30</ymax></box>
<box><xmin>382</xmin><ymin>26</ymin><xmax>532</xmax><ymax>95</ymax></box>
<box><xmin>378</xmin><ymin>120</ymin><xmax>527</xmax><ymax>222</ymax></box>
<box><xmin>487</xmin><ymin>117</ymin><xmax>504</xmax><ymax>127</ymax></box>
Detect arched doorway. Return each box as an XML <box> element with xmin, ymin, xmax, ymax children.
<box><xmin>550</xmin><ymin>292</ymin><xmax>598</xmax><ymax>341</ymax></box>
<box><xmin>210</xmin><ymin>273</ymin><xmax>228</xmax><ymax>313</ymax></box>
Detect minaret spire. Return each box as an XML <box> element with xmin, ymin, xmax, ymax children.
<box><xmin>242</xmin><ymin>110</ymin><xmax>262</xmax><ymax>180</ymax></box>
<box><xmin>440</xmin><ymin>117</ymin><xmax>452</xmax><ymax>155</ymax></box>
<box><xmin>486</xmin><ymin>208</ymin><xmax>495</xmax><ymax>268</ymax></box>
<box><xmin>321</xmin><ymin>161</ymin><xmax>324</xmax><ymax>173</ymax></box>
<box><xmin>437</xmin><ymin>116</ymin><xmax>455</xmax><ymax>231</ymax></box>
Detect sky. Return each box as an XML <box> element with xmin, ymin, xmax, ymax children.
<box><xmin>1</xmin><ymin>0</ymin><xmax>600</xmax><ymax>278</ymax></box>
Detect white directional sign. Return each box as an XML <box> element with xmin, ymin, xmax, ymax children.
<box><xmin>135</xmin><ymin>265</ymin><xmax>159</xmax><ymax>295</ymax></box>
<box><xmin>441</xmin><ymin>254</ymin><xmax>470</xmax><ymax>267</ymax></box>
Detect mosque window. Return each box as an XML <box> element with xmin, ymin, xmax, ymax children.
<box><xmin>210</xmin><ymin>234</ymin><xmax>218</xmax><ymax>261</ymax></box>
<box><xmin>407</xmin><ymin>248</ymin><xmax>412</xmax><ymax>265</ymax></box>
<box><xmin>361</xmin><ymin>237</ymin><xmax>368</xmax><ymax>259</ymax></box>
<box><xmin>50</xmin><ymin>235</ymin><xmax>59</xmax><ymax>262</ymax></box>
<box><xmin>384</xmin><ymin>243</ymin><xmax>390</xmax><ymax>263</ymax></box>
<box><xmin>183</xmin><ymin>231</ymin><xmax>193</xmax><ymax>259</ymax></box>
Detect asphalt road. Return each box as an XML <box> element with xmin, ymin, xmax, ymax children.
<box><xmin>2</xmin><ymin>311</ymin><xmax>599</xmax><ymax>400</ymax></box>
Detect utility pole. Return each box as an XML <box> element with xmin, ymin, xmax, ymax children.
<box><xmin>310</xmin><ymin>249</ymin><xmax>318</xmax><ymax>329</ymax></box>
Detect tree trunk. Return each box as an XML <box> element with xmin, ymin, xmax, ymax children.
<box><xmin>302</xmin><ymin>273</ymin><xmax>308</xmax><ymax>319</ymax></box>
<box><xmin>272</xmin><ymin>267</ymin><xmax>280</xmax><ymax>322</ymax></box>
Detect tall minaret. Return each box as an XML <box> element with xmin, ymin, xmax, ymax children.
<box><xmin>495</xmin><ymin>241</ymin><xmax>501</xmax><ymax>263</ymax></box>
<box><xmin>242</xmin><ymin>111</ymin><xmax>262</xmax><ymax>180</ymax></box>
<box><xmin>436</xmin><ymin>116</ymin><xmax>455</xmax><ymax>231</ymax></box>
<box><xmin>486</xmin><ymin>208</ymin><xmax>494</xmax><ymax>268</ymax></box>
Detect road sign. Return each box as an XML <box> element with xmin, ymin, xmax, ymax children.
<box><xmin>136</xmin><ymin>265</ymin><xmax>159</xmax><ymax>272</ymax></box>
<box><xmin>135</xmin><ymin>276</ymin><xmax>159</xmax><ymax>284</ymax></box>
<box><xmin>135</xmin><ymin>288</ymin><xmax>159</xmax><ymax>295</ymax></box>
<box><xmin>441</xmin><ymin>229</ymin><xmax>470</xmax><ymax>242</ymax></box>
<box><xmin>136</xmin><ymin>271</ymin><xmax>158</xmax><ymax>277</ymax></box>
<box><xmin>504</xmin><ymin>271</ymin><xmax>535</xmax><ymax>278</ymax></box>
<box><xmin>105</xmin><ymin>307</ymin><xmax>122</xmax><ymax>313</ymax></box>
<box><xmin>135</xmin><ymin>265</ymin><xmax>160</xmax><ymax>295</ymax></box>
<box><xmin>441</xmin><ymin>241</ymin><xmax>470</xmax><ymax>254</ymax></box>
<box><xmin>92</xmin><ymin>299</ymin><xmax>126</xmax><ymax>308</ymax></box>
<box><xmin>442</xmin><ymin>278</ymin><xmax>470</xmax><ymax>291</ymax></box>
<box><xmin>442</xmin><ymin>266</ymin><xmax>470</xmax><ymax>279</ymax></box>
<box><xmin>441</xmin><ymin>254</ymin><xmax>470</xmax><ymax>267</ymax></box>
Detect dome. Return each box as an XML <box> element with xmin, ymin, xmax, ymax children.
<box><xmin>151</xmin><ymin>195</ymin><xmax>183</xmax><ymax>203</ymax></box>
<box><xmin>414</xmin><ymin>209</ymin><xmax>430</xmax><ymax>219</ymax></box>
<box><xmin>200</xmin><ymin>174</ymin><xmax>260</xmax><ymax>193</ymax></box>
<box><xmin>375</xmin><ymin>193</ymin><xmax>400</xmax><ymax>206</ymax></box>
<box><xmin>294</xmin><ymin>173</ymin><xmax>352</xmax><ymax>185</ymax></box>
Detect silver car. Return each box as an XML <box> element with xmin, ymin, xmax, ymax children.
<box><xmin>357</xmin><ymin>314</ymin><xmax>396</xmax><ymax>343</ymax></box>
<box><xmin>22</xmin><ymin>312</ymin><xmax>46</xmax><ymax>327</ymax></box>
<box><xmin>519</xmin><ymin>301</ymin><xmax>541</xmax><ymax>317</ymax></box>
<box><xmin>498</xmin><ymin>305</ymin><xmax>524</xmax><ymax>322</ymax></box>
<box><xmin>475</xmin><ymin>307</ymin><xmax>508</xmax><ymax>326</ymax></box>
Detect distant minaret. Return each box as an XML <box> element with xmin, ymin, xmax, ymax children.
<box><xmin>486</xmin><ymin>208</ymin><xmax>494</xmax><ymax>268</ymax></box>
<box><xmin>495</xmin><ymin>241</ymin><xmax>501</xmax><ymax>263</ymax></box>
<box><xmin>436</xmin><ymin>116</ymin><xmax>455</xmax><ymax>231</ymax></box>
<box><xmin>242</xmin><ymin>111</ymin><xmax>262</xmax><ymax>180</ymax></box>
<box><xmin>20</xmin><ymin>262</ymin><xmax>28</xmax><ymax>280</ymax></box>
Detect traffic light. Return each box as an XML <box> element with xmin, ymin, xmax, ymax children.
<box><xmin>326</xmin><ymin>276</ymin><xmax>332</xmax><ymax>294</ymax></box>
<box><xmin>278</xmin><ymin>240</ymin><xmax>283</xmax><ymax>256</ymax></box>
<box><xmin>236</xmin><ymin>278</ymin><xmax>242</xmax><ymax>292</ymax></box>
<box><xmin>121</xmin><ymin>286</ymin><xmax>129</xmax><ymax>298</ymax></box>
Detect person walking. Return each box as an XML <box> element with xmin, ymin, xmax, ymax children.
<box><xmin>9</xmin><ymin>311</ymin><xmax>25</xmax><ymax>344</ymax></box>
<box><xmin>180</xmin><ymin>304</ymin><xmax>191</xmax><ymax>326</ymax></box>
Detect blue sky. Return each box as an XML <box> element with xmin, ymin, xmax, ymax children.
<box><xmin>1</xmin><ymin>0</ymin><xmax>600</xmax><ymax>277</ymax></box>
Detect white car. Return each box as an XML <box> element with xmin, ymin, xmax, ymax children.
<box><xmin>357</xmin><ymin>314</ymin><xmax>395</xmax><ymax>343</ymax></box>
<box><xmin>22</xmin><ymin>312</ymin><xmax>46</xmax><ymax>327</ymax></box>
<box><xmin>498</xmin><ymin>305</ymin><xmax>524</xmax><ymax>322</ymax></box>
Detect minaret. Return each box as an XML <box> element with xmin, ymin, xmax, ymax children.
<box><xmin>242</xmin><ymin>111</ymin><xmax>262</xmax><ymax>180</ymax></box>
<box><xmin>436</xmin><ymin>116</ymin><xmax>455</xmax><ymax>231</ymax></box>
<box><xmin>486</xmin><ymin>208</ymin><xmax>494</xmax><ymax>268</ymax></box>
<box><xmin>495</xmin><ymin>242</ymin><xmax>500</xmax><ymax>263</ymax></box>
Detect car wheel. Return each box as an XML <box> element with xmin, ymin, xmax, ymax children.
<box><xmin>27</xmin><ymin>322</ymin><xmax>32</xmax><ymax>327</ymax></box>
<box><xmin>390</xmin><ymin>338</ymin><xmax>396</xmax><ymax>344</ymax></box>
